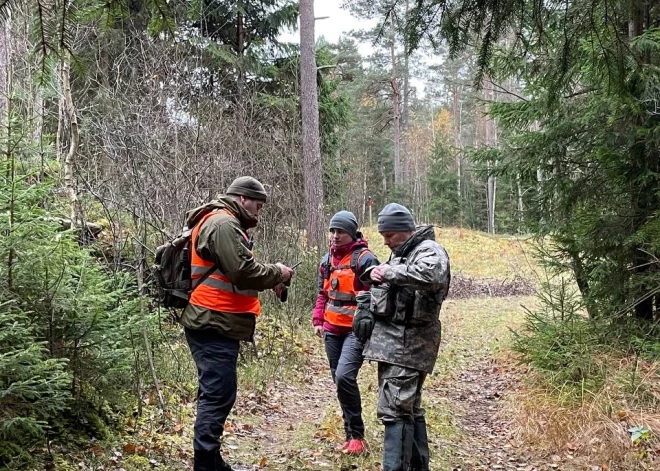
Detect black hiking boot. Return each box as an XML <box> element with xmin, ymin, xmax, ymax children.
<box><xmin>193</xmin><ymin>450</ymin><xmax>233</xmax><ymax>471</ymax></box>
<box><xmin>193</xmin><ymin>450</ymin><xmax>216</xmax><ymax>471</ymax></box>
<box><xmin>214</xmin><ymin>450</ymin><xmax>233</xmax><ymax>471</ymax></box>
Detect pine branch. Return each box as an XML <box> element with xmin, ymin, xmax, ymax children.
<box><xmin>146</xmin><ymin>0</ymin><xmax>176</xmax><ymax>38</ymax></box>
<box><xmin>35</xmin><ymin>0</ymin><xmax>50</xmax><ymax>80</ymax></box>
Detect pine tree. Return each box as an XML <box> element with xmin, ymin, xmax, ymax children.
<box><xmin>407</xmin><ymin>0</ymin><xmax>660</xmax><ymax>320</ymax></box>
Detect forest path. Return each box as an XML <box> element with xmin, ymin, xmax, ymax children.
<box><xmin>220</xmin><ymin>296</ymin><xmax>576</xmax><ymax>471</ymax></box>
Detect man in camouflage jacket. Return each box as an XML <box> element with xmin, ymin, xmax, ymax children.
<box><xmin>353</xmin><ymin>203</ymin><xmax>450</xmax><ymax>471</ymax></box>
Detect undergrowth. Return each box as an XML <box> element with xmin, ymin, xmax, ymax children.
<box><xmin>510</xmin><ymin>274</ymin><xmax>660</xmax><ymax>469</ymax></box>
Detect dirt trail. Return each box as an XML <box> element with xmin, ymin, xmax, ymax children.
<box><xmin>227</xmin><ymin>351</ymin><xmax>339</xmax><ymax>469</ymax></box>
<box><xmin>221</xmin><ymin>299</ymin><xmax>574</xmax><ymax>471</ymax></box>
<box><xmin>439</xmin><ymin>358</ymin><xmax>581</xmax><ymax>471</ymax></box>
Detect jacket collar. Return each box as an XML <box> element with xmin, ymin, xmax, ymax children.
<box><xmin>217</xmin><ymin>196</ymin><xmax>259</xmax><ymax>230</ymax></box>
<box><xmin>394</xmin><ymin>226</ymin><xmax>435</xmax><ymax>258</ymax></box>
<box><xmin>331</xmin><ymin>238</ymin><xmax>368</xmax><ymax>261</ymax></box>
<box><xmin>185</xmin><ymin>196</ymin><xmax>259</xmax><ymax>231</ymax></box>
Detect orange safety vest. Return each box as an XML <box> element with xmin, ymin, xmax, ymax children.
<box><xmin>189</xmin><ymin>209</ymin><xmax>261</xmax><ymax>316</ymax></box>
<box><xmin>323</xmin><ymin>249</ymin><xmax>367</xmax><ymax>327</ymax></box>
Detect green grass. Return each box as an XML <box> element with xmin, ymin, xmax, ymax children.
<box><xmin>362</xmin><ymin>226</ymin><xmax>537</xmax><ymax>279</ymax></box>
<box><xmin>433</xmin><ymin>296</ymin><xmax>535</xmax><ymax>380</ymax></box>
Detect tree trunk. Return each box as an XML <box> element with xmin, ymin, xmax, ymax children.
<box><xmin>568</xmin><ymin>249</ymin><xmax>592</xmax><ymax>316</ymax></box>
<box><xmin>299</xmin><ymin>0</ymin><xmax>325</xmax><ymax>250</ymax></box>
<box><xmin>487</xmin><ymin>161</ymin><xmax>495</xmax><ymax>234</ymax></box>
<box><xmin>485</xmin><ymin>84</ymin><xmax>496</xmax><ymax>234</ymax></box>
<box><xmin>516</xmin><ymin>172</ymin><xmax>524</xmax><ymax>231</ymax></box>
<box><xmin>2</xmin><ymin>17</ymin><xmax>14</xmax><ymax>290</ymax></box>
<box><xmin>237</xmin><ymin>6</ymin><xmax>244</xmax><ymax>55</ymax></box>
<box><xmin>237</xmin><ymin>6</ymin><xmax>245</xmax><ymax>96</ymax></box>
<box><xmin>33</xmin><ymin>87</ymin><xmax>45</xmax><ymax>178</ymax></box>
<box><xmin>401</xmin><ymin>0</ymin><xmax>410</xmax><ymax>184</ymax></box>
<box><xmin>628</xmin><ymin>2</ymin><xmax>643</xmax><ymax>38</ymax></box>
<box><xmin>61</xmin><ymin>53</ymin><xmax>81</xmax><ymax>226</ymax></box>
<box><xmin>135</xmin><ymin>215</ymin><xmax>166</xmax><ymax>411</ymax></box>
<box><xmin>452</xmin><ymin>83</ymin><xmax>462</xmax><ymax>223</ymax></box>
<box><xmin>361</xmin><ymin>165</ymin><xmax>367</xmax><ymax>225</ymax></box>
<box><xmin>628</xmin><ymin>0</ymin><xmax>654</xmax><ymax>321</ymax></box>
<box><xmin>390</xmin><ymin>15</ymin><xmax>402</xmax><ymax>186</ymax></box>
<box><xmin>99</xmin><ymin>41</ymin><xmax>110</xmax><ymax>93</ymax></box>
<box><xmin>56</xmin><ymin>89</ymin><xmax>64</xmax><ymax>162</ymax></box>
<box><xmin>0</xmin><ymin>17</ymin><xmax>7</xmax><ymax>132</ymax></box>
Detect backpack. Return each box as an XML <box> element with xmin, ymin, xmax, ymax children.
<box><xmin>154</xmin><ymin>213</ymin><xmax>215</xmax><ymax>309</ymax></box>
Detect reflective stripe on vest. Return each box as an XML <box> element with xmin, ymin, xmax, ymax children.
<box><xmin>190</xmin><ymin>265</ymin><xmax>258</xmax><ymax>296</ymax></box>
<box><xmin>327</xmin><ymin>290</ymin><xmax>355</xmax><ymax>302</ymax></box>
<box><xmin>322</xmin><ymin>250</ymin><xmax>362</xmax><ymax>328</ymax></box>
<box><xmin>188</xmin><ymin>209</ymin><xmax>261</xmax><ymax>315</ymax></box>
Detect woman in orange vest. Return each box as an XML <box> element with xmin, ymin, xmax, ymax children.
<box><xmin>312</xmin><ymin>211</ymin><xmax>380</xmax><ymax>454</ymax></box>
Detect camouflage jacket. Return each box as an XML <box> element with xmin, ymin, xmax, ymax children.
<box><xmin>363</xmin><ymin>226</ymin><xmax>450</xmax><ymax>374</ymax></box>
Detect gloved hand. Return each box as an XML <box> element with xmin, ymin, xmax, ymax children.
<box><xmin>353</xmin><ymin>291</ymin><xmax>375</xmax><ymax>342</ymax></box>
<box><xmin>274</xmin><ymin>283</ymin><xmax>287</xmax><ymax>302</ymax></box>
<box><xmin>353</xmin><ymin>309</ymin><xmax>374</xmax><ymax>343</ymax></box>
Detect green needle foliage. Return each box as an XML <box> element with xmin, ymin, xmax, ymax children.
<box><xmin>0</xmin><ymin>99</ymin><xmax>141</xmax><ymax>465</ymax></box>
<box><xmin>406</xmin><ymin>0</ymin><xmax>660</xmax><ymax>321</ymax></box>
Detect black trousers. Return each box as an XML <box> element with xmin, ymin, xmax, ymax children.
<box><xmin>186</xmin><ymin>328</ymin><xmax>240</xmax><ymax>452</ymax></box>
<box><xmin>323</xmin><ymin>331</ymin><xmax>366</xmax><ymax>439</ymax></box>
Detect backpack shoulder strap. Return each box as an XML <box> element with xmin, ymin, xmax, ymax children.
<box><xmin>321</xmin><ymin>252</ymin><xmax>331</xmax><ymax>279</ymax></box>
<box><xmin>350</xmin><ymin>247</ymin><xmax>370</xmax><ymax>275</ymax></box>
<box><xmin>192</xmin><ymin>209</ymin><xmax>230</xmax><ymax>275</ymax></box>
<box><xmin>188</xmin><ymin>211</ymin><xmax>226</xmax><ymax>294</ymax></box>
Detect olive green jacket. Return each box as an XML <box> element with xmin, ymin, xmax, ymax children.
<box><xmin>179</xmin><ymin>197</ymin><xmax>284</xmax><ymax>340</ymax></box>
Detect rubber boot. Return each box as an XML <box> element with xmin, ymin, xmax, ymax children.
<box><xmin>382</xmin><ymin>422</ymin><xmax>415</xmax><ymax>471</ymax></box>
<box><xmin>193</xmin><ymin>450</ymin><xmax>216</xmax><ymax>471</ymax></box>
<box><xmin>410</xmin><ymin>417</ymin><xmax>430</xmax><ymax>471</ymax></box>
<box><xmin>214</xmin><ymin>449</ymin><xmax>233</xmax><ymax>471</ymax></box>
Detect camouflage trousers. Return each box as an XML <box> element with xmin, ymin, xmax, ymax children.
<box><xmin>377</xmin><ymin>363</ymin><xmax>427</xmax><ymax>423</ymax></box>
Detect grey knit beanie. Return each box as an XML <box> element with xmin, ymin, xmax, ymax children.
<box><xmin>329</xmin><ymin>210</ymin><xmax>359</xmax><ymax>240</ymax></box>
<box><xmin>377</xmin><ymin>203</ymin><xmax>415</xmax><ymax>232</ymax></box>
<box><xmin>226</xmin><ymin>176</ymin><xmax>268</xmax><ymax>202</ymax></box>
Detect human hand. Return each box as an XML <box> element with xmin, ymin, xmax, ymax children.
<box><xmin>352</xmin><ymin>310</ymin><xmax>375</xmax><ymax>343</ymax></box>
<box><xmin>370</xmin><ymin>264</ymin><xmax>388</xmax><ymax>283</ymax></box>
<box><xmin>273</xmin><ymin>283</ymin><xmax>286</xmax><ymax>299</ymax></box>
<box><xmin>314</xmin><ymin>325</ymin><xmax>323</xmax><ymax>338</ymax></box>
<box><xmin>277</xmin><ymin>263</ymin><xmax>293</xmax><ymax>283</ymax></box>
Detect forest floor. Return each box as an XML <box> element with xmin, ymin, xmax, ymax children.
<box><xmin>56</xmin><ymin>229</ymin><xmax>659</xmax><ymax>471</ymax></box>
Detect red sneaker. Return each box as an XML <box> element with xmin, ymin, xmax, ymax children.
<box><xmin>345</xmin><ymin>438</ymin><xmax>368</xmax><ymax>455</ymax></box>
<box><xmin>335</xmin><ymin>440</ymin><xmax>349</xmax><ymax>451</ymax></box>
